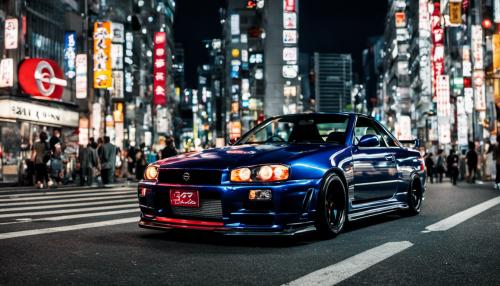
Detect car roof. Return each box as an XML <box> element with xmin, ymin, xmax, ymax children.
<box><xmin>268</xmin><ymin>112</ymin><xmax>372</xmax><ymax>120</ymax></box>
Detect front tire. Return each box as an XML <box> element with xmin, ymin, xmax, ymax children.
<box><xmin>315</xmin><ymin>174</ymin><xmax>347</xmax><ymax>238</ymax></box>
<box><xmin>403</xmin><ymin>176</ymin><xmax>422</xmax><ymax>216</ymax></box>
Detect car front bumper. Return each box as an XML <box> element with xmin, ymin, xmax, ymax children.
<box><xmin>137</xmin><ymin>179</ymin><xmax>321</xmax><ymax>235</ymax></box>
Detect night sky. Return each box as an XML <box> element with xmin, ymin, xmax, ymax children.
<box><xmin>174</xmin><ymin>0</ymin><xmax>388</xmax><ymax>88</ymax></box>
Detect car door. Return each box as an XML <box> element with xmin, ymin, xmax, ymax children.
<box><xmin>351</xmin><ymin>117</ymin><xmax>398</xmax><ymax>202</ymax></box>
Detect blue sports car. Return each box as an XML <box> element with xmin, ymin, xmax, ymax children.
<box><xmin>138</xmin><ymin>113</ymin><xmax>426</xmax><ymax>237</ymax></box>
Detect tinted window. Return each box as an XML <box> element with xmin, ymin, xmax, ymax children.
<box><xmin>373</xmin><ymin>121</ymin><xmax>401</xmax><ymax>147</ymax></box>
<box><xmin>354</xmin><ymin>117</ymin><xmax>386</xmax><ymax>147</ymax></box>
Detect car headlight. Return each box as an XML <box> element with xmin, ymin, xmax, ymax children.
<box><xmin>144</xmin><ymin>165</ymin><xmax>159</xmax><ymax>181</ymax></box>
<box><xmin>230</xmin><ymin>165</ymin><xmax>289</xmax><ymax>182</ymax></box>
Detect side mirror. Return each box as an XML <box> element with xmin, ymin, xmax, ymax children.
<box><xmin>228</xmin><ymin>137</ymin><xmax>240</xmax><ymax>145</ymax></box>
<box><xmin>358</xmin><ymin>134</ymin><xmax>380</xmax><ymax>148</ymax></box>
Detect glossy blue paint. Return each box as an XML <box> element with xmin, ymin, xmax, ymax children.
<box><xmin>138</xmin><ymin>113</ymin><xmax>426</xmax><ymax>235</ymax></box>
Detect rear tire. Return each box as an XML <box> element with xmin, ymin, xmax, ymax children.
<box><xmin>315</xmin><ymin>174</ymin><xmax>347</xmax><ymax>238</ymax></box>
<box><xmin>403</xmin><ymin>176</ymin><xmax>422</xmax><ymax>216</ymax></box>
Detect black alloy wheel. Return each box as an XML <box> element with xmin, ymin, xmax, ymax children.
<box><xmin>316</xmin><ymin>174</ymin><xmax>347</xmax><ymax>238</ymax></box>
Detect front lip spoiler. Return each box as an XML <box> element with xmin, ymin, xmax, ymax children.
<box><xmin>139</xmin><ymin>217</ymin><xmax>316</xmax><ymax>236</ymax></box>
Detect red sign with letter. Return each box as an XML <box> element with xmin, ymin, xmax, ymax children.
<box><xmin>170</xmin><ymin>189</ymin><xmax>200</xmax><ymax>208</ymax></box>
<box><xmin>153</xmin><ymin>32</ymin><xmax>167</xmax><ymax>106</ymax></box>
<box><xmin>18</xmin><ymin>59</ymin><xmax>67</xmax><ymax>100</ymax></box>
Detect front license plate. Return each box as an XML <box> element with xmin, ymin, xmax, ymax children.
<box><xmin>170</xmin><ymin>189</ymin><xmax>200</xmax><ymax>208</ymax></box>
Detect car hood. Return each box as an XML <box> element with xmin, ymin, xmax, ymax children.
<box><xmin>157</xmin><ymin>144</ymin><xmax>337</xmax><ymax>170</ymax></box>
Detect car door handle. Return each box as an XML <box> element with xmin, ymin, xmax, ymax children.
<box><xmin>385</xmin><ymin>154</ymin><xmax>394</xmax><ymax>161</ymax></box>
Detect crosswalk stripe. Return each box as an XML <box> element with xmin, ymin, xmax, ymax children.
<box><xmin>0</xmin><ymin>194</ymin><xmax>135</xmax><ymax>207</ymax></box>
<box><xmin>0</xmin><ymin>209</ymin><xmax>140</xmax><ymax>225</ymax></box>
<box><xmin>0</xmin><ymin>191</ymin><xmax>136</xmax><ymax>202</ymax></box>
<box><xmin>0</xmin><ymin>203</ymin><xmax>138</xmax><ymax>218</ymax></box>
<box><xmin>0</xmin><ymin>217</ymin><xmax>138</xmax><ymax>240</ymax></box>
<box><xmin>283</xmin><ymin>241</ymin><xmax>414</xmax><ymax>286</ymax></box>
<box><xmin>0</xmin><ymin>187</ymin><xmax>135</xmax><ymax>198</ymax></box>
<box><xmin>424</xmin><ymin>195</ymin><xmax>500</xmax><ymax>232</ymax></box>
<box><xmin>0</xmin><ymin>198</ymin><xmax>137</xmax><ymax>213</ymax></box>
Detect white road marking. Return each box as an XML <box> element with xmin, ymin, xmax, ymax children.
<box><xmin>0</xmin><ymin>209</ymin><xmax>140</xmax><ymax>225</ymax></box>
<box><xmin>0</xmin><ymin>194</ymin><xmax>135</xmax><ymax>207</ymax></box>
<box><xmin>0</xmin><ymin>198</ymin><xmax>137</xmax><ymax>212</ymax></box>
<box><xmin>0</xmin><ymin>217</ymin><xmax>138</xmax><ymax>240</ymax></box>
<box><xmin>0</xmin><ymin>190</ymin><xmax>135</xmax><ymax>202</ymax></box>
<box><xmin>283</xmin><ymin>241</ymin><xmax>413</xmax><ymax>286</ymax></box>
<box><xmin>0</xmin><ymin>187</ymin><xmax>134</xmax><ymax>198</ymax></box>
<box><xmin>424</xmin><ymin>195</ymin><xmax>500</xmax><ymax>232</ymax></box>
<box><xmin>0</xmin><ymin>203</ymin><xmax>138</xmax><ymax>219</ymax></box>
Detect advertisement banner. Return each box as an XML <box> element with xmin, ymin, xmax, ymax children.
<box><xmin>75</xmin><ymin>54</ymin><xmax>87</xmax><ymax>99</ymax></box>
<box><xmin>93</xmin><ymin>22</ymin><xmax>112</xmax><ymax>89</ymax></box>
<box><xmin>284</xmin><ymin>12</ymin><xmax>297</xmax><ymax>29</ymax></box>
<box><xmin>449</xmin><ymin>1</ymin><xmax>462</xmax><ymax>25</ymax></box>
<box><xmin>283</xmin><ymin>30</ymin><xmax>298</xmax><ymax>44</ymax></box>
<box><xmin>284</xmin><ymin>0</ymin><xmax>296</xmax><ymax>12</ymax></box>
<box><xmin>473</xmin><ymin>70</ymin><xmax>486</xmax><ymax>111</ymax></box>
<box><xmin>125</xmin><ymin>32</ymin><xmax>134</xmax><ymax>94</ymax></box>
<box><xmin>436</xmin><ymin>75</ymin><xmax>451</xmax><ymax>117</ymax></box>
<box><xmin>457</xmin><ymin>115</ymin><xmax>468</xmax><ymax>146</ymax></box>
<box><xmin>112</xmin><ymin>71</ymin><xmax>124</xmax><ymax>98</ymax></box>
<box><xmin>283</xmin><ymin>47</ymin><xmax>298</xmax><ymax>62</ymax></box>
<box><xmin>153</xmin><ymin>32</ymin><xmax>167</xmax><ymax>106</ymax></box>
<box><xmin>464</xmin><ymin>87</ymin><xmax>474</xmax><ymax>114</ymax></box>
<box><xmin>64</xmin><ymin>32</ymin><xmax>77</xmax><ymax>79</ymax></box>
<box><xmin>493</xmin><ymin>34</ymin><xmax>500</xmax><ymax>73</ymax></box>
<box><xmin>471</xmin><ymin>25</ymin><xmax>483</xmax><ymax>70</ymax></box>
<box><xmin>431</xmin><ymin>3</ymin><xmax>444</xmax><ymax>100</ymax></box>
<box><xmin>0</xmin><ymin>58</ymin><xmax>14</xmax><ymax>88</ymax></box>
<box><xmin>111</xmin><ymin>44</ymin><xmax>123</xmax><ymax>70</ymax></box>
<box><xmin>4</xmin><ymin>18</ymin><xmax>18</xmax><ymax>50</ymax></box>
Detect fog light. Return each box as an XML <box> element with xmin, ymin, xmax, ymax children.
<box><xmin>249</xmin><ymin>190</ymin><xmax>272</xmax><ymax>201</ymax></box>
<box><xmin>139</xmin><ymin>188</ymin><xmax>149</xmax><ymax>197</ymax></box>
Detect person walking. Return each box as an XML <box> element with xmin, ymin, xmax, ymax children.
<box><xmin>492</xmin><ymin>135</ymin><xmax>500</xmax><ymax>189</ymax></box>
<box><xmin>78</xmin><ymin>143</ymin><xmax>97</xmax><ymax>186</ymax></box>
<box><xmin>99</xmin><ymin>136</ymin><xmax>116</xmax><ymax>185</ymax></box>
<box><xmin>161</xmin><ymin>137</ymin><xmax>178</xmax><ymax>159</ymax></box>
<box><xmin>49</xmin><ymin>129</ymin><xmax>62</xmax><ymax>153</ymax></box>
<box><xmin>459</xmin><ymin>149</ymin><xmax>467</xmax><ymax>181</ymax></box>
<box><xmin>435</xmin><ymin>149</ymin><xmax>446</xmax><ymax>183</ymax></box>
<box><xmin>32</xmin><ymin>131</ymin><xmax>50</xmax><ymax>189</ymax></box>
<box><xmin>425</xmin><ymin>152</ymin><xmax>435</xmax><ymax>184</ymax></box>
<box><xmin>466</xmin><ymin>142</ymin><xmax>478</xmax><ymax>183</ymax></box>
<box><xmin>49</xmin><ymin>145</ymin><xmax>64</xmax><ymax>187</ymax></box>
<box><xmin>447</xmin><ymin>149</ymin><xmax>460</xmax><ymax>185</ymax></box>
<box><xmin>135</xmin><ymin>143</ymin><xmax>147</xmax><ymax>180</ymax></box>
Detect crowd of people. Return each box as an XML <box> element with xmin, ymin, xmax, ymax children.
<box><xmin>30</xmin><ymin>131</ymin><xmax>178</xmax><ymax>189</ymax></box>
<box><xmin>424</xmin><ymin>136</ymin><xmax>500</xmax><ymax>189</ymax></box>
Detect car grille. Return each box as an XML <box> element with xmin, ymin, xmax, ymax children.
<box><xmin>171</xmin><ymin>199</ymin><xmax>223</xmax><ymax>220</ymax></box>
<box><xmin>158</xmin><ymin>169</ymin><xmax>222</xmax><ymax>185</ymax></box>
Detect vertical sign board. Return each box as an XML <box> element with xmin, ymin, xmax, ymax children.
<box><xmin>398</xmin><ymin>116</ymin><xmax>412</xmax><ymax>140</ymax></box>
<box><xmin>456</xmin><ymin>96</ymin><xmax>468</xmax><ymax>146</ymax></box>
<box><xmin>436</xmin><ymin>75</ymin><xmax>451</xmax><ymax>145</ymax></box>
<box><xmin>464</xmin><ymin>87</ymin><xmax>474</xmax><ymax>114</ymax></box>
<box><xmin>153</xmin><ymin>32</ymin><xmax>167</xmax><ymax>106</ymax></box>
<box><xmin>495</xmin><ymin>0</ymin><xmax>500</xmax><ymax>23</ymax></box>
<box><xmin>75</xmin><ymin>54</ymin><xmax>87</xmax><ymax>99</ymax></box>
<box><xmin>284</xmin><ymin>0</ymin><xmax>295</xmax><ymax>12</ymax></box>
<box><xmin>431</xmin><ymin>2</ymin><xmax>444</xmax><ymax>100</ymax></box>
<box><xmin>449</xmin><ymin>1</ymin><xmax>462</xmax><ymax>25</ymax></box>
<box><xmin>0</xmin><ymin>59</ymin><xmax>14</xmax><ymax>87</ymax></box>
<box><xmin>493</xmin><ymin>34</ymin><xmax>500</xmax><ymax>73</ymax></box>
<box><xmin>4</xmin><ymin>18</ymin><xmax>18</xmax><ymax>49</ymax></box>
<box><xmin>231</xmin><ymin>15</ymin><xmax>240</xmax><ymax>35</ymax></box>
<box><xmin>471</xmin><ymin>25</ymin><xmax>483</xmax><ymax>70</ymax></box>
<box><xmin>473</xmin><ymin>70</ymin><xmax>486</xmax><ymax>111</ymax></box>
<box><xmin>124</xmin><ymin>32</ymin><xmax>134</xmax><ymax>94</ymax></box>
<box><xmin>64</xmin><ymin>32</ymin><xmax>77</xmax><ymax>79</ymax></box>
<box><xmin>93</xmin><ymin>22</ymin><xmax>112</xmax><ymax>89</ymax></box>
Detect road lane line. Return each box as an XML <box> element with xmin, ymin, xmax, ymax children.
<box><xmin>0</xmin><ymin>217</ymin><xmax>138</xmax><ymax>240</ymax></box>
<box><xmin>0</xmin><ymin>191</ymin><xmax>136</xmax><ymax>202</ymax></box>
<box><xmin>424</xmin><ymin>195</ymin><xmax>500</xmax><ymax>232</ymax></box>
<box><xmin>0</xmin><ymin>203</ymin><xmax>138</xmax><ymax>218</ymax></box>
<box><xmin>0</xmin><ymin>188</ymin><xmax>135</xmax><ymax>198</ymax></box>
<box><xmin>0</xmin><ymin>209</ymin><xmax>140</xmax><ymax>225</ymax></box>
<box><xmin>283</xmin><ymin>241</ymin><xmax>414</xmax><ymax>286</ymax></box>
<box><xmin>0</xmin><ymin>194</ymin><xmax>135</xmax><ymax>207</ymax></box>
<box><xmin>0</xmin><ymin>198</ymin><xmax>137</xmax><ymax>212</ymax></box>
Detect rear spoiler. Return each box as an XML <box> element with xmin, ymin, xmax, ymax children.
<box><xmin>399</xmin><ymin>139</ymin><xmax>420</xmax><ymax>148</ymax></box>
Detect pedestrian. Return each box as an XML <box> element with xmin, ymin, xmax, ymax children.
<box><xmin>492</xmin><ymin>135</ymin><xmax>500</xmax><ymax>189</ymax></box>
<box><xmin>78</xmin><ymin>143</ymin><xmax>98</xmax><ymax>186</ymax></box>
<box><xmin>49</xmin><ymin>129</ymin><xmax>62</xmax><ymax>153</ymax></box>
<box><xmin>459</xmin><ymin>149</ymin><xmax>467</xmax><ymax>181</ymax></box>
<box><xmin>161</xmin><ymin>136</ymin><xmax>178</xmax><ymax>159</ymax></box>
<box><xmin>135</xmin><ymin>143</ymin><xmax>147</xmax><ymax>180</ymax></box>
<box><xmin>127</xmin><ymin>144</ymin><xmax>137</xmax><ymax>177</ymax></box>
<box><xmin>466</xmin><ymin>142</ymin><xmax>478</xmax><ymax>184</ymax></box>
<box><xmin>424</xmin><ymin>152</ymin><xmax>435</xmax><ymax>184</ymax></box>
<box><xmin>99</xmin><ymin>136</ymin><xmax>117</xmax><ymax>185</ymax></box>
<box><xmin>49</xmin><ymin>145</ymin><xmax>64</xmax><ymax>187</ymax></box>
<box><xmin>447</xmin><ymin>149</ymin><xmax>459</xmax><ymax>185</ymax></box>
<box><xmin>31</xmin><ymin>131</ymin><xmax>50</xmax><ymax>189</ymax></box>
<box><xmin>435</xmin><ymin>149</ymin><xmax>446</xmax><ymax>183</ymax></box>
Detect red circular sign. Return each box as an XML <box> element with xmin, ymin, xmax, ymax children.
<box><xmin>18</xmin><ymin>59</ymin><xmax>66</xmax><ymax>100</ymax></box>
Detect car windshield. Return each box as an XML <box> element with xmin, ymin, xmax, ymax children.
<box><xmin>237</xmin><ymin>115</ymin><xmax>350</xmax><ymax>145</ymax></box>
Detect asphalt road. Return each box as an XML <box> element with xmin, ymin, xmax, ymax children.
<box><xmin>0</xmin><ymin>181</ymin><xmax>499</xmax><ymax>285</ymax></box>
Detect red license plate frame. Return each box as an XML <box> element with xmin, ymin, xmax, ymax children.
<box><xmin>169</xmin><ymin>189</ymin><xmax>200</xmax><ymax>208</ymax></box>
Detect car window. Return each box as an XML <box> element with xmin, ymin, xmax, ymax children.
<box><xmin>354</xmin><ymin>117</ymin><xmax>386</xmax><ymax>147</ymax></box>
<box><xmin>373</xmin><ymin>121</ymin><xmax>401</xmax><ymax>147</ymax></box>
<box><xmin>238</xmin><ymin>115</ymin><xmax>349</xmax><ymax>145</ymax></box>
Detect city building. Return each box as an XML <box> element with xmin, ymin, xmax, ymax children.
<box><xmin>313</xmin><ymin>53</ymin><xmax>353</xmax><ymax>113</ymax></box>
